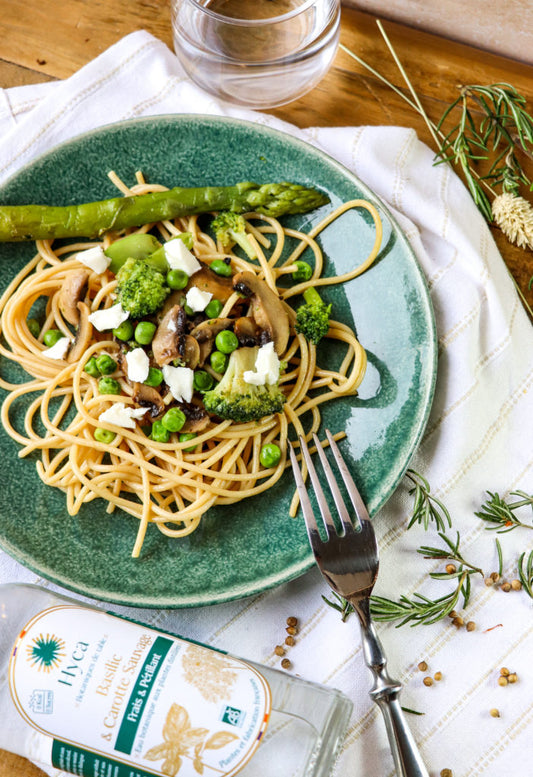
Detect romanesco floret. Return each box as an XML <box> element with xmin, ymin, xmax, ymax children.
<box><xmin>116</xmin><ymin>257</ymin><xmax>170</xmax><ymax>319</ymax></box>
<box><xmin>202</xmin><ymin>346</ymin><xmax>285</xmax><ymax>423</ymax></box>
<box><xmin>211</xmin><ymin>211</ymin><xmax>256</xmax><ymax>260</ymax></box>
<box><xmin>295</xmin><ymin>287</ymin><xmax>331</xmax><ymax>345</ymax></box>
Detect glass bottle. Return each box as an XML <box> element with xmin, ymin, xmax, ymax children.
<box><xmin>0</xmin><ymin>583</ymin><xmax>352</xmax><ymax>777</ymax></box>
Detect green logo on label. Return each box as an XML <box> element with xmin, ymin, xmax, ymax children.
<box><xmin>26</xmin><ymin>634</ymin><xmax>66</xmax><ymax>672</ymax></box>
<box><xmin>221</xmin><ymin>706</ymin><xmax>244</xmax><ymax>727</ymax></box>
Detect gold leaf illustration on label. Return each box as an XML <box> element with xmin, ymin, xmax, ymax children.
<box><xmin>145</xmin><ymin>703</ymin><xmax>239</xmax><ymax>776</ymax></box>
<box><xmin>181</xmin><ymin>644</ymin><xmax>238</xmax><ymax>702</ymax></box>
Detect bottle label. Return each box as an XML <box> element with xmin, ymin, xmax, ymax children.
<box><xmin>9</xmin><ymin>606</ymin><xmax>271</xmax><ymax>777</ymax></box>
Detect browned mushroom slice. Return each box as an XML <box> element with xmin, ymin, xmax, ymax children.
<box><xmin>181</xmin><ymin>335</ymin><xmax>200</xmax><ymax>369</ymax></box>
<box><xmin>232</xmin><ymin>271</ymin><xmax>289</xmax><ymax>355</ymax></box>
<box><xmin>59</xmin><ymin>269</ymin><xmax>89</xmax><ymax>326</ymax></box>
<box><xmin>67</xmin><ymin>302</ymin><xmax>93</xmax><ymax>364</ymax></box>
<box><xmin>152</xmin><ymin>305</ymin><xmax>187</xmax><ymax>367</ymax></box>
<box><xmin>186</xmin><ymin>266</ymin><xmax>234</xmax><ymax>302</ymax></box>
<box><xmin>190</xmin><ymin>317</ymin><xmax>234</xmax><ymax>365</ymax></box>
<box><xmin>180</xmin><ymin>400</ymin><xmax>211</xmax><ymax>433</ymax></box>
<box><xmin>133</xmin><ymin>383</ymin><xmax>165</xmax><ymax>420</ymax></box>
<box><xmin>233</xmin><ymin>316</ymin><xmax>261</xmax><ymax>347</ymax></box>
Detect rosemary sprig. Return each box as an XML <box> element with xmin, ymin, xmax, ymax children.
<box><xmin>321</xmin><ymin>592</ymin><xmax>354</xmax><ymax>622</ymax></box>
<box><xmin>370</xmin><ymin>570</ymin><xmax>471</xmax><ymax>627</ymax></box>
<box><xmin>475</xmin><ymin>490</ymin><xmax>533</xmax><ymax>532</ymax></box>
<box><xmin>418</xmin><ymin>531</ymin><xmax>484</xmax><ymax>576</ymax></box>
<box><xmin>517</xmin><ymin>550</ymin><xmax>533</xmax><ymax>599</ymax></box>
<box><xmin>405</xmin><ymin>469</ymin><xmax>452</xmax><ymax>532</ymax></box>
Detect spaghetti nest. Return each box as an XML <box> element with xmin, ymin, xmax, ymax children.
<box><xmin>0</xmin><ymin>174</ymin><xmax>382</xmax><ymax>556</ymax></box>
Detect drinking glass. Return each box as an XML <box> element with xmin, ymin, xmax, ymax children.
<box><xmin>170</xmin><ymin>0</ymin><xmax>341</xmax><ymax>109</ymax></box>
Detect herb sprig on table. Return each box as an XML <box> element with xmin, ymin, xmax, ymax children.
<box><xmin>322</xmin><ymin>471</ymin><xmax>533</xmax><ymax>626</ymax></box>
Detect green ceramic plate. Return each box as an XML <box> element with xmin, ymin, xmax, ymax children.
<box><xmin>0</xmin><ymin>115</ymin><xmax>436</xmax><ymax>608</ymax></box>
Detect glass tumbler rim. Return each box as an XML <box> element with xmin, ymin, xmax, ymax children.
<box><xmin>184</xmin><ymin>0</ymin><xmax>337</xmax><ymax>27</ymax></box>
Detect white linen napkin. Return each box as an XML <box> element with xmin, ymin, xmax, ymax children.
<box><xmin>1</xmin><ymin>30</ymin><xmax>532</xmax><ymax>777</ymax></box>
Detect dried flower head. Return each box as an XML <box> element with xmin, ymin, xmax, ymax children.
<box><xmin>492</xmin><ymin>192</ymin><xmax>533</xmax><ymax>249</ymax></box>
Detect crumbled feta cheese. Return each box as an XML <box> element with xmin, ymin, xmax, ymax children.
<box><xmin>164</xmin><ymin>238</ymin><xmax>201</xmax><ymax>276</ymax></box>
<box><xmin>186</xmin><ymin>287</ymin><xmax>212</xmax><ymax>313</ymax></box>
<box><xmin>243</xmin><ymin>342</ymin><xmax>280</xmax><ymax>386</ymax></box>
<box><xmin>125</xmin><ymin>348</ymin><xmax>150</xmax><ymax>383</ymax></box>
<box><xmin>88</xmin><ymin>303</ymin><xmax>129</xmax><ymax>332</ymax></box>
<box><xmin>75</xmin><ymin>246</ymin><xmax>110</xmax><ymax>274</ymax></box>
<box><xmin>162</xmin><ymin>364</ymin><xmax>194</xmax><ymax>403</ymax></box>
<box><xmin>42</xmin><ymin>337</ymin><xmax>71</xmax><ymax>360</ymax></box>
<box><xmin>98</xmin><ymin>402</ymin><xmax>147</xmax><ymax>429</ymax></box>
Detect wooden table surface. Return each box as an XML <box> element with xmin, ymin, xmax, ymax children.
<box><xmin>0</xmin><ymin>4</ymin><xmax>532</xmax><ymax>775</ymax></box>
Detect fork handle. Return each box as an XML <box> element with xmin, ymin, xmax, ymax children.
<box><xmin>358</xmin><ymin>615</ymin><xmax>430</xmax><ymax>777</ymax></box>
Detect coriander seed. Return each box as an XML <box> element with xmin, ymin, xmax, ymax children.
<box><xmin>285</xmin><ymin>636</ymin><xmax>296</xmax><ymax>647</ymax></box>
<box><xmin>484</xmin><ymin>577</ymin><xmax>494</xmax><ymax>586</ymax></box>
<box><xmin>286</xmin><ymin>616</ymin><xmax>298</xmax><ymax>627</ymax></box>
<box><xmin>418</xmin><ymin>661</ymin><xmax>428</xmax><ymax>672</ymax></box>
<box><xmin>286</xmin><ymin>626</ymin><xmax>297</xmax><ymax>636</ymax></box>
<box><xmin>500</xmin><ymin>667</ymin><xmax>510</xmax><ymax>676</ymax></box>
<box><xmin>466</xmin><ymin>621</ymin><xmax>476</xmax><ymax>632</ymax></box>
<box><xmin>452</xmin><ymin>616</ymin><xmax>464</xmax><ymax>628</ymax></box>
<box><xmin>434</xmin><ymin>672</ymin><xmax>443</xmax><ymax>681</ymax></box>
<box><xmin>498</xmin><ymin>676</ymin><xmax>508</xmax><ymax>687</ymax></box>
<box><xmin>511</xmin><ymin>579</ymin><xmax>522</xmax><ymax>590</ymax></box>
<box><xmin>445</xmin><ymin>563</ymin><xmax>457</xmax><ymax>574</ymax></box>
<box><xmin>281</xmin><ymin>658</ymin><xmax>292</xmax><ymax>670</ymax></box>
<box><xmin>440</xmin><ymin>768</ymin><xmax>453</xmax><ymax>777</ymax></box>
<box><xmin>489</xmin><ymin>708</ymin><xmax>500</xmax><ymax>718</ymax></box>
<box><xmin>501</xmin><ymin>582</ymin><xmax>511</xmax><ymax>592</ymax></box>
<box><xmin>508</xmin><ymin>673</ymin><xmax>518</xmax><ymax>683</ymax></box>
<box><xmin>274</xmin><ymin>645</ymin><xmax>285</xmax><ymax>657</ymax></box>
<box><xmin>423</xmin><ymin>677</ymin><xmax>433</xmax><ymax>687</ymax></box>
<box><xmin>490</xmin><ymin>572</ymin><xmax>500</xmax><ymax>583</ymax></box>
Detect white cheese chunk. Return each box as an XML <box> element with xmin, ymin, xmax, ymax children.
<box><xmin>164</xmin><ymin>238</ymin><xmax>202</xmax><ymax>276</ymax></box>
<box><xmin>162</xmin><ymin>364</ymin><xmax>194</xmax><ymax>403</ymax></box>
<box><xmin>88</xmin><ymin>303</ymin><xmax>129</xmax><ymax>332</ymax></box>
<box><xmin>185</xmin><ymin>287</ymin><xmax>212</xmax><ymax>313</ymax></box>
<box><xmin>98</xmin><ymin>402</ymin><xmax>147</xmax><ymax>429</ymax></box>
<box><xmin>125</xmin><ymin>348</ymin><xmax>150</xmax><ymax>383</ymax></box>
<box><xmin>75</xmin><ymin>246</ymin><xmax>110</xmax><ymax>274</ymax></box>
<box><xmin>42</xmin><ymin>336</ymin><xmax>71</xmax><ymax>360</ymax></box>
<box><xmin>243</xmin><ymin>342</ymin><xmax>280</xmax><ymax>386</ymax></box>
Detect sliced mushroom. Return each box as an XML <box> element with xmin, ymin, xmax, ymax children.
<box><xmin>186</xmin><ymin>266</ymin><xmax>234</xmax><ymax>303</ymax></box>
<box><xmin>182</xmin><ymin>335</ymin><xmax>200</xmax><ymax>369</ymax></box>
<box><xmin>180</xmin><ymin>400</ymin><xmax>211</xmax><ymax>433</ymax></box>
<box><xmin>232</xmin><ymin>271</ymin><xmax>289</xmax><ymax>355</ymax></box>
<box><xmin>234</xmin><ymin>316</ymin><xmax>261</xmax><ymax>347</ymax></box>
<box><xmin>190</xmin><ymin>317</ymin><xmax>234</xmax><ymax>366</ymax></box>
<box><xmin>67</xmin><ymin>301</ymin><xmax>93</xmax><ymax>363</ymax></box>
<box><xmin>59</xmin><ymin>269</ymin><xmax>89</xmax><ymax>326</ymax></box>
<box><xmin>133</xmin><ymin>383</ymin><xmax>165</xmax><ymax>420</ymax></box>
<box><xmin>152</xmin><ymin>305</ymin><xmax>187</xmax><ymax>367</ymax></box>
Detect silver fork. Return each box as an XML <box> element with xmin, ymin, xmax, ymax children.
<box><xmin>289</xmin><ymin>430</ymin><xmax>430</xmax><ymax>777</ymax></box>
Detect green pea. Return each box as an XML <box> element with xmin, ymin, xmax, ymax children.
<box><xmin>166</xmin><ymin>269</ymin><xmax>189</xmax><ymax>290</ymax></box>
<box><xmin>84</xmin><ymin>356</ymin><xmax>101</xmax><ymax>378</ymax></box>
<box><xmin>179</xmin><ymin>433</ymin><xmax>198</xmax><ymax>452</ymax></box>
<box><xmin>215</xmin><ymin>330</ymin><xmax>239</xmax><ymax>354</ymax></box>
<box><xmin>204</xmin><ymin>298</ymin><xmax>224</xmax><ymax>319</ymax></box>
<box><xmin>209</xmin><ymin>259</ymin><xmax>233</xmax><ymax>277</ymax></box>
<box><xmin>98</xmin><ymin>377</ymin><xmax>121</xmax><ymax>395</ymax></box>
<box><xmin>134</xmin><ymin>321</ymin><xmax>157</xmax><ymax>345</ymax></box>
<box><xmin>94</xmin><ymin>427</ymin><xmax>116</xmax><ymax>444</ymax></box>
<box><xmin>209</xmin><ymin>350</ymin><xmax>228</xmax><ymax>374</ymax></box>
<box><xmin>113</xmin><ymin>320</ymin><xmax>134</xmax><ymax>341</ymax></box>
<box><xmin>193</xmin><ymin>370</ymin><xmax>214</xmax><ymax>392</ymax></box>
<box><xmin>260</xmin><ymin>443</ymin><xmax>282</xmax><ymax>468</ymax></box>
<box><xmin>292</xmin><ymin>261</ymin><xmax>313</xmax><ymax>281</ymax></box>
<box><xmin>43</xmin><ymin>329</ymin><xmax>64</xmax><ymax>347</ymax></box>
<box><xmin>144</xmin><ymin>367</ymin><xmax>164</xmax><ymax>387</ymax></box>
<box><xmin>95</xmin><ymin>353</ymin><xmax>117</xmax><ymax>375</ymax></box>
<box><xmin>150</xmin><ymin>419</ymin><xmax>170</xmax><ymax>443</ymax></box>
<box><xmin>27</xmin><ymin>318</ymin><xmax>40</xmax><ymax>338</ymax></box>
<box><xmin>161</xmin><ymin>407</ymin><xmax>186</xmax><ymax>433</ymax></box>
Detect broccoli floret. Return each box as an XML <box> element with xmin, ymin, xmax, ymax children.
<box><xmin>295</xmin><ymin>287</ymin><xmax>331</xmax><ymax>345</ymax></box>
<box><xmin>203</xmin><ymin>346</ymin><xmax>285</xmax><ymax>423</ymax></box>
<box><xmin>116</xmin><ymin>258</ymin><xmax>170</xmax><ymax>318</ymax></box>
<box><xmin>211</xmin><ymin>211</ymin><xmax>257</xmax><ymax>260</ymax></box>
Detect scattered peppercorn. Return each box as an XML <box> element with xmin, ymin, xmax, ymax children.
<box><xmin>281</xmin><ymin>658</ymin><xmax>292</xmax><ymax>670</ymax></box>
<box><xmin>418</xmin><ymin>661</ymin><xmax>428</xmax><ymax>672</ymax></box>
<box><xmin>423</xmin><ymin>677</ymin><xmax>433</xmax><ymax>687</ymax></box>
<box><xmin>490</xmin><ymin>708</ymin><xmax>500</xmax><ymax>718</ymax></box>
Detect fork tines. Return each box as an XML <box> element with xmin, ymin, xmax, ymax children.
<box><xmin>289</xmin><ymin>431</ymin><xmax>370</xmax><ymax>541</ymax></box>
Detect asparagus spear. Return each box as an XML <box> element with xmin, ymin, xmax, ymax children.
<box><xmin>0</xmin><ymin>181</ymin><xmax>329</xmax><ymax>242</ymax></box>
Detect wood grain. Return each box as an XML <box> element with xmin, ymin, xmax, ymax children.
<box><xmin>0</xmin><ymin>5</ymin><xmax>532</xmax><ymax>775</ymax></box>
